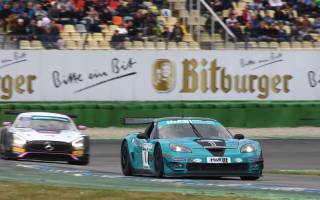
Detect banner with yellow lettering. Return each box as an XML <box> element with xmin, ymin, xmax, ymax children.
<box><xmin>0</xmin><ymin>50</ymin><xmax>319</xmax><ymax>101</ymax></box>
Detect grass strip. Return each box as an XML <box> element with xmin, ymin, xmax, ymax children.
<box><xmin>0</xmin><ymin>180</ymin><xmax>257</xmax><ymax>200</ymax></box>
<box><xmin>267</xmin><ymin>170</ymin><xmax>320</xmax><ymax>176</ymax></box>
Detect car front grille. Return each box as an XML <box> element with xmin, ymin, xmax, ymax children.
<box><xmin>25</xmin><ymin>141</ymin><xmax>72</xmax><ymax>152</ymax></box>
<box><xmin>187</xmin><ymin>163</ymin><xmax>249</xmax><ymax>173</ymax></box>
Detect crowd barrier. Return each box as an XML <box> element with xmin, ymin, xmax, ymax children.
<box><xmin>0</xmin><ymin>102</ymin><xmax>319</xmax><ymax>128</ymax></box>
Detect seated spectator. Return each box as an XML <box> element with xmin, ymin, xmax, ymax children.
<box><xmin>249</xmin><ymin>0</ymin><xmax>265</xmax><ymax>10</ymax></box>
<box><xmin>314</xmin><ymin>15</ymin><xmax>320</xmax><ymax>33</ymax></box>
<box><xmin>268</xmin><ymin>0</ymin><xmax>283</xmax><ymax>8</ymax></box>
<box><xmin>263</xmin><ymin>10</ymin><xmax>275</xmax><ymax>24</ymax></box>
<box><xmin>84</xmin><ymin>8</ymin><xmax>101</xmax><ymax>32</ymax></box>
<box><xmin>229</xmin><ymin>22</ymin><xmax>245</xmax><ymax>41</ymax></box>
<box><xmin>256</xmin><ymin>21</ymin><xmax>272</xmax><ymax>42</ymax></box>
<box><xmin>244</xmin><ymin>22</ymin><xmax>258</xmax><ymax>41</ymax></box>
<box><xmin>161</xmin><ymin>26</ymin><xmax>171</xmax><ymax>42</ymax></box>
<box><xmin>116</xmin><ymin>23</ymin><xmax>128</xmax><ymax>35</ymax></box>
<box><xmin>0</xmin><ymin>3</ymin><xmax>12</xmax><ymax>31</ymax></box>
<box><xmin>226</xmin><ymin>13</ymin><xmax>238</xmax><ymax>27</ymax></box>
<box><xmin>40</xmin><ymin>20</ymin><xmax>60</xmax><ymax>49</ymax></box>
<box><xmin>126</xmin><ymin>20</ymin><xmax>140</xmax><ymax>41</ymax></box>
<box><xmin>11</xmin><ymin>2</ymin><xmax>24</xmax><ymax>17</ymax></box>
<box><xmin>170</xmin><ymin>22</ymin><xmax>184</xmax><ymax>42</ymax></box>
<box><xmin>111</xmin><ymin>29</ymin><xmax>125</xmax><ymax>49</ymax></box>
<box><xmin>274</xmin><ymin>7</ymin><xmax>289</xmax><ymax>22</ymax></box>
<box><xmin>240</xmin><ymin>5</ymin><xmax>252</xmax><ymax>25</ymax></box>
<box><xmin>11</xmin><ymin>18</ymin><xmax>27</xmax><ymax>41</ymax></box>
<box><xmin>278</xmin><ymin>23</ymin><xmax>290</xmax><ymax>41</ymax></box>
<box><xmin>34</xmin><ymin>3</ymin><xmax>47</xmax><ymax>19</ymax></box>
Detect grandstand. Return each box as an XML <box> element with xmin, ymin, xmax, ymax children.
<box><xmin>0</xmin><ymin>0</ymin><xmax>319</xmax><ymax>50</ymax></box>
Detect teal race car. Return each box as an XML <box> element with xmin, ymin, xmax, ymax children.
<box><xmin>120</xmin><ymin>117</ymin><xmax>264</xmax><ymax>180</ymax></box>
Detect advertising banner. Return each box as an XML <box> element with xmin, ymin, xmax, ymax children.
<box><xmin>0</xmin><ymin>50</ymin><xmax>319</xmax><ymax>101</ymax></box>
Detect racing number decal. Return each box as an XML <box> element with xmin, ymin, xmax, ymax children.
<box><xmin>142</xmin><ymin>143</ymin><xmax>153</xmax><ymax>169</ymax></box>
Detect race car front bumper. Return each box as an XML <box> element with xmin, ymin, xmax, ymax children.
<box><xmin>9</xmin><ymin>140</ymin><xmax>89</xmax><ymax>162</ymax></box>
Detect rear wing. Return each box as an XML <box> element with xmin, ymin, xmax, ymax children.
<box><xmin>122</xmin><ymin>118</ymin><xmax>155</xmax><ymax>125</ymax></box>
<box><xmin>3</xmin><ymin>110</ymin><xmax>78</xmax><ymax>119</ymax></box>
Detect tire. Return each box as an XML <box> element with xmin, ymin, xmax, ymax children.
<box><xmin>121</xmin><ymin>141</ymin><xmax>132</xmax><ymax>176</ymax></box>
<box><xmin>240</xmin><ymin>176</ymin><xmax>260</xmax><ymax>180</ymax></box>
<box><xmin>154</xmin><ymin>144</ymin><xmax>164</xmax><ymax>178</ymax></box>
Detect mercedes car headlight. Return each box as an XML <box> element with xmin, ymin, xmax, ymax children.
<box><xmin>12</xmin><ymin>134</ymin><xmax>27</xmax><ymax>147</ymax></box>
<box><xmin>240</xmin><ymin>144</ymin><xmax>256</xmax><ymax>153</ymax></box>
<box><xmin>169</xmin><ymin>144</ymin><xmax>192</xmax><ymax>153</ymax></box>
<box><xmin>72</xmin><ymin>137</ymin><xmax>84</xmax><ymax>149</ymax></box>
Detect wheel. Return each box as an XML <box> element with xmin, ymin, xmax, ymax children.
<box><xmin>121</xmin><ymin>141</ymin><xmax>132</xmax><ymax>176</ymax></box>
<box><xmin>154</xmin><ymin>144</ymin><xmax>164</xmax><ymax>178</ymax></box>
<box><xmin>240</xmin><ymin>176</ymin><xmax>261</xmax><ymax>180</ymax></box>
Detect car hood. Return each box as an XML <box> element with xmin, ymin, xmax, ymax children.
<box><xmin>160</xmin><ymin>138</ymin><xmax>241</xmax><ymax>149</ymax></box>
<box><xmin>9</xmin><ymin>127</ymin><xmax>84</xmax><ymax>143</ymax></box>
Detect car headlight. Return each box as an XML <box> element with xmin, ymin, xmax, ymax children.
<box><xmin>72</xmin><ymin>137</ymin><xmax>84</xmax><ymax>149</ymax></box>
<box><xmin>12</xmin><ymin>134</ymin><xmax>27</xmax><ymax>147</ymax></box>
<box><xmin>169</xmin><ymin>144</ymin><xmax>192</xmax><ymax>153</ymax></box>
<box><xmin>240</xmin><ymin>144</ymin><xmax>256</xmax><ymax>153</ymax></box>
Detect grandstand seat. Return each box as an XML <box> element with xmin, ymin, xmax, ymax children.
<box><xmin>75</xmin><ymin>24</ymin><xmax>87</xmax><ymax>33</ymax></box>
<box><xmin>70</xmin><ymin>32</ymin><xmax>82</xmax><ymax>41</ymax></box>
<box><xmin>87</xmin><ymin>40</ymin><xmax>100</xmax><ymax>50</ymax></box>
<box><xmin>183</xmin><ymin>34</ymin><xmax>194</xmax><ymax>42</ymax></box>
<box><xmin>93</xmin><ymin>33</ymin><xmax>104</xmax><ymax>41</ymax></box>
<box><xmin>144</xmin><ymin>41</ymin><xmax>156</xmax><ymax>49</ymax></box>
<box><xmin>99</xmin><ymin>41</ymin><xmax>111</xmax><ymax>50</ymax></box>
<box><xmin>189</xmin><ymin>42</ymin><xmax>200</xmax><ymax>50</ymax></box>
<box><xmin>291</xmin><ymin>41</ymin><xmax>302</xmax><ymax>49</ymax></box>
<box><xmin>156</xmin><ymin>41</ymin><xmax>166</xmax><ymax>50</ymax></box>
<box><xmin>19</xmin><ymin>40</ymin><xmax>31</xmax><ymax>50</ymax></box>
<box><xmin>124</xmin><ymin>41</ymin><xmax>133</xmax><ymax>50</ymax></box>
<box><xmin>258</xmin><ymin>42</ymin><xmax>269</xmax><ymax>48</ymax></box>
<box><xmin>64</xmin><ymin>25</ymin><xmax>76</xmax><ymax>33</ymax></box>
<box><xmin>60</xmin><ymin>32</ymin><xmax>70</xmax><ymax>40</ymax></box>
<box><xmin>65</xmin><ymin>40</ymin><xmax>79</xmax><ymax>50</ymax></box>
<box><xmin>168</xmin><ymin>42</ymin><xmax>178</xmax><ymax>50</ymax></box>
<box><xmin>178</xmin><ymin>42</ymin><xmax>189</xmax><ymax>49</ymax></box>
<box><xmin>214</xmin><ymin>42</ymin><xmax>225</xmax><ymax>50</ymax></box>
<box><xmin>269</xmin><ymin>42</ymin><xmax>279</xmax><ymax>49</ymax></box>
<box><xmin>302</xmin><ymin>41</ymin><xmax>314</xmax><ymax>49</ymax></box>
<box><xmin>132</xmin><ymin>41</ymin><xmax>144</xmax><ymax>50</ymax></box>
<box><xmin>248</xmin><ymin>42</ymin><xmax>258</xmax><ymax>48</ymax></box>
<box><xmin>31</xmin><ymin>40</ymin><xmax>44</xmax><ymax>49</ymax></box>
<box><xmin>279</xmin><ymin>41</ymin><xmax>291</xmax><ymax>49</ymax></box>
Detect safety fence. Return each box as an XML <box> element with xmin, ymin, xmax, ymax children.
<box><xmin>1</xmin><ymin>101</ymin><xmax>320</xmax><ymax>128</ymax></box>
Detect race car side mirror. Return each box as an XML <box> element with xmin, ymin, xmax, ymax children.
<box><xmin>137</xmin><ymin>133</ymin><xmax>147</xmax><ymax>139</ymax></box>
<box><xmin>78</xmin><ymin>125</ymin><xmax>87</xmax><ymax>130</ymax></box>
<box><xmin>234</xmin><ymin>134</ymin><xmax>245</xmax><ymax>140</ymax></box>
<box><xmin>2</xmin><ymin>121</ymin><xmax>11</xmax><ymax>127</ymax></box>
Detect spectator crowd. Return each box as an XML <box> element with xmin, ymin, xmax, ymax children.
<box><xmin>205</xmin><ymin>0</ymin><xmax>320</xmax><ymax>42</ymax></box>
<box><xmin>0</xmin><ymin>0</ymin><xmax>186</xmax><ymax>49</ymax></box>
<box><xmin>0</xmin><ymin>0</ymin><xmax>319</xmax><ymax>49</ymax></box>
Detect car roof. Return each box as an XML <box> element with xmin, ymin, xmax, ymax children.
<box><xmin>154</xmin><ymin>117</ymin><xmax>217</xmax><ymax>123</ymax></box>
<box><xmin>17</xmin><ymin>112</ymin><xmax>71</xmax><ymax>119</ymax></box>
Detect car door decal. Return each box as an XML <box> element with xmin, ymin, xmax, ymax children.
<box><xmin>142</xmin><ymin>143</ymin><xmax>153</xmax><ymax>169</ymax></box>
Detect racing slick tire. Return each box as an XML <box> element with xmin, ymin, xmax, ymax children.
<box><xmin>0</xmin><ymin>132</ymin><xmax>16</xmax><ymax>160</ymax></box>
<box><xmin>121</xmin><ymin>141</ymin><xmax>132</xmax><ymax>176</ymax></box>
<box><xmin>154</xmin><ymin>144</ymin><xmax>164</xmax><ymax>178</ymax></box>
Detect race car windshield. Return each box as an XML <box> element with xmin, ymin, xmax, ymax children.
<box><xmin>14</xmin><ymin>117</ymin><xmax>76</xmax><ymax>131</ymax></box>
<box><xmin>157</xmin><ymin>120</ymin><xmax>232</xmax><ymax>139</ymax></box>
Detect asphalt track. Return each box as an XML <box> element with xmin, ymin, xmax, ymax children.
<box><xmin>1</xmin><ymin>139</ymin><xmax>320</xmax><ymax>198</ymax></box>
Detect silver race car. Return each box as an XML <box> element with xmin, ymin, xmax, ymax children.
<box><xmin>0</xmin><ymin>111</ymin><xmax>89</xmax><ymax>165</ymax></box>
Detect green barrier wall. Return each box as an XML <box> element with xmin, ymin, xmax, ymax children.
<box><xmin>0</xmin><ymin>102</ymin><xmax>320</xmax><ymax>128</ymax></box>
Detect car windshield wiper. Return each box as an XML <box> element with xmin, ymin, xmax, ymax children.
<box><xmin>188</xmin><ymin>122</ymin><xmax>203</xmax><ymax>138</ymax></box>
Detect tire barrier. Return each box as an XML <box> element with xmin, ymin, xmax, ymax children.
<box><xmin>0</xmin><ymin>102</ymin><xmax>319</xmax><ymax>128</ymax></box>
